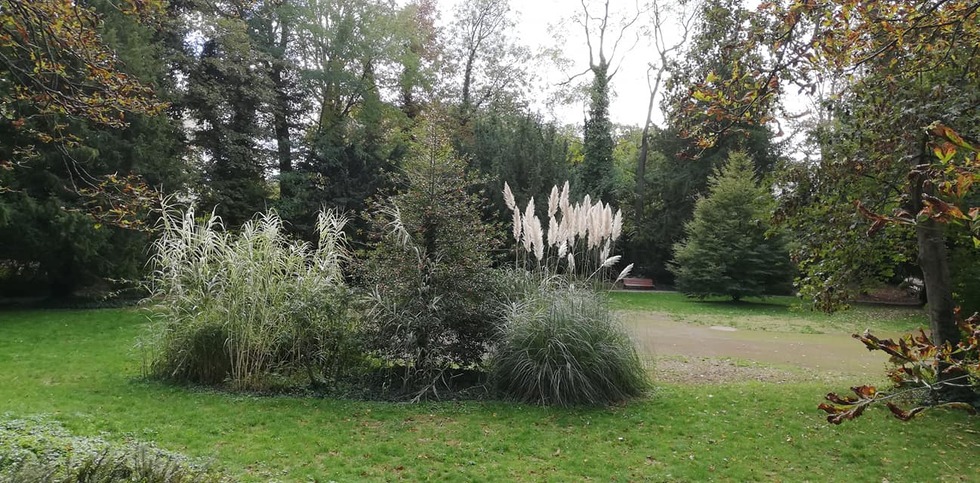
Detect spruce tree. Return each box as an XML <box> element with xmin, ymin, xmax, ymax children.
<box><xmin>670</xmin><ymin>152</ymin><xmax>791</xmax><ymax>301</ymax></box>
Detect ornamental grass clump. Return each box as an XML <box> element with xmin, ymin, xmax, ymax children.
<box><xmin>142</xmin><ymin>204</ymin><xmax>357</xmax><ymax>391</ymax></box>
<box><xmin>492</xmin><ymin>281</ymin><xmax>648</xmax><ymax>407</ymax></box>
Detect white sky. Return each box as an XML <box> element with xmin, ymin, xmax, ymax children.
<box><xmin>432</xmin><ymin>0</ymin><xmax>685</xmax><ymax>128</ymax></box>
<box><xmin>426</xmin><ymin>0</ymin><xmax>807</xmax><ymax>152</ymax></box>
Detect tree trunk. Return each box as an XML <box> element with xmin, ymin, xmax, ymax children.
<box><xmin>634</xmin><ymin>89</ymin><xmax>655</xmax><ymax>229</ymax></box>
<box><xmin>910</xmin><ymin>139</ymin><xmax>959</xmax><ymax>348</ymax></box>
<box><xmin>915</xmin><ymin>218</ymin><xmax>959</xmax><ymax>347</ymax></box>
<box><xmin>909</xmin><ymin>140</ymin><xmax>975</xmax><ymax>404</ymax></box>
<box><xmin>271</xmin><ymin>69</ymin><xmax>292</xmax><ymax>175</ymax></box>
<box><xmin>460</xmin><ymin>49</ymin><xmax>476</xmax><ymax>125</ymax></box>
<box><xmin>271</xmin><ymin>21</ymin><xmax>292</xmax><ymax>175</ymax></box>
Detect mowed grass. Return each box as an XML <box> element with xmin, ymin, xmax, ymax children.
<box><xmin>2</xmin><ymin>306</ymin><xmax>978</xmax><ymax>482</ymax></box>
<box><xmin>610</xmin><ymin>291</ymin><xmax>929</xmax><ymax>334</ymax></box>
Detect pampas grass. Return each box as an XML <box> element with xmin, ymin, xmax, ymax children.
<box><xmin>491</xmin><ymin>281</ymin><xmax>648</xmax><ymax>406</ymax></box>
<box><xmin>503</xmin><ymin>181</ymin><xmax>631</xmax><ymax>282</ymax></box>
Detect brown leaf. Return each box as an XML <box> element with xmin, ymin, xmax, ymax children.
<box><xmin>936</xmin><ymin>402</ymin><xmax>978</xmax><ymax>415</ymax></box>
<box><xmin>851</xmin><ymin>385</ymin><xmax>877</xmax><ymax>398</ymax></box>
<box><xmin>886</xmin><ymin>403</ymin><xmax>925</xmax><ymax>421</ymax></box>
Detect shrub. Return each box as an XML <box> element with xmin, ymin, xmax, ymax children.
<box><xmin>0</xmin><ymin>416</ymin><xmax>228</xmax><ymax>482</ymax></box>
<box><xmin>360</xmin><ymin>130</ymin><xmax>501</xmax><ymax>399</ymax></box>
<box><xmin>491</xmin><ymin>280</ymin><xmax>649</xmax><ymax>406</ymax></box>
<box><xmin>141</xmin><ymin>206</ymin><xmax>358</xmax><ymax>391</ymax></box>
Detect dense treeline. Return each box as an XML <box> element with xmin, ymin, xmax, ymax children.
<box><xmin>2</xmin><ymin>0</ymin><xmax>978</xmax><ymax>317</ymax></box>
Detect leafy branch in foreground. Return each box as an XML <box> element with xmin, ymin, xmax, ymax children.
<box><xmin>819</xmin><ymin>310</ymin><xmax>980</xmax><ymax>424</ymax></box>
<box><xmin>818</xmin><ymin>123</ymin><xmax>980</xmax><ymax>423</ymax></box>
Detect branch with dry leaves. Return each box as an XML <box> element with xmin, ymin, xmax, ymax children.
<box><xmin>819</xmin><ymin>310</ymin><xmax>980</xmax><ymax>423</ymax></box>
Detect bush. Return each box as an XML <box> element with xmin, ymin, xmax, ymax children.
<box><xmin>491</xmin><ymin>281</ymin><xmax>649</xmax><ymax>406</ymax></box>
<box><xmin>141</xmin><ymin>206</ymin><xmax>358</xmax><ymax>391</ymax></box>
<box><xmin>360</xmin><ymin>130</ymin><xmax>501</xmax><ymax>399</ymax></box>
<box><xmin>0</xmin><ymin>416</ymin><xmax>227</xmax><ymax>482</ymax></box>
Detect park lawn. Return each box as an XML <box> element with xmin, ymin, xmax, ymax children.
<box><xmin>610</xmin><ymin>291</ymin><xmax>929</xmax><ymax>334</ymax></box>
<box><xmin>1</xmin><ymin>303</ymin><xmax>977</xmax><ymax>482</ymax></box>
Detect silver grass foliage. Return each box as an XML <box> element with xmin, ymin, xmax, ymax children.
<box><xmin>141</xmin><ymin>203</ymin><xmax>356</xmax><ymax>390</ymax></box>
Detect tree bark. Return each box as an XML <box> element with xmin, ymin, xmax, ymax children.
<box><xmin>915</xmin><ymin>218</ymin><xmax>959</xmax><ymax>347</ymax></box>
<box><xmin>634</xmin><ymin>89</ymin><xmax>655</xmax><ymax>229</ymax></box>
<box><xmin>908</xmin><ymin>138</ymin><xmax>976</xmax><ymax>404</ymax></box>
<box><xmin>910</xmin><ymin>139</ymin><xmax>959</xmax><ymax>348</ymax></box>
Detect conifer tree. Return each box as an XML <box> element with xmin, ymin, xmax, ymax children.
<box><xmin>670</xmin><ymin>152</ymin><xmax>791</xmax><ymax>301</ymax></box>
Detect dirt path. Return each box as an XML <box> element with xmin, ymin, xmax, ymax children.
<box><xmin>623</xmin><ymin>311</ymin><xmax>898</xmax><ymax>384</ymax></box>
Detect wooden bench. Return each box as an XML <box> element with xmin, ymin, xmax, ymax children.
<box><xmin>622</xmin><ymin>277</ymin><xmax>655</xmax><ymax>290</ymax></box>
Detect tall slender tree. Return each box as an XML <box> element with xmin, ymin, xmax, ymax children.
<box><xmin>183</xmin><ymin>3</ymin><xmax>273</xmax><ymax>227</ymax></box>
<box><xmin>571</xmin><ymin>0</ymin><xmax>645</xmax><ymax>204</ymax></box>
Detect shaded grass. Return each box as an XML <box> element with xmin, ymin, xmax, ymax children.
<box><xmin>2</xmin><ymin>309</ymin><xmax>977</xmax><ymax>481</ymax></box>
<box><xmin>610</xmin><ymin>291</ymin><xmax>928</xmax><ymax>334</ymax></box>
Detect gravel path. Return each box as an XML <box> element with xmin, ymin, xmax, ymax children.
<box><xmin>623</xmin><ymin>311</ymin><xmax>897</xmax><ymax>384</ymax></box>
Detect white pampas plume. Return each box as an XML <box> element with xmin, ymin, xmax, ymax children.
<box><xmin>564</xmin><ymin>205</ymin><xmax>577</xmax><ymax>241</ymax></box>
<box><xmin>532</xmin><ymin>216</ymin><xmax>544</xmax><ymax>261</ymax></box>
<box><xmin>522</xmin><ymin>198</ymin><xmax>535</xmax><ymax>252</ymax></box>
<box><xmin>602</xmin><ymin>204</ymin><xmax>613</xmax><ymax>238</ymax></box>
<box><xmin>615</xmin><ymin>263</ymin><xmax>634</xmax><ymax>282</ymax></box>
<box><xmin>588</xmin><ymin>205</ymin><xmax>602</xmax><ymax>248</ymax></box>
<box><xmin>547</xmin><ymin>185</ymin><xmax>559</xmax><ymax>218</ymax></box>
<box><xmin>578</xmin><ymin>204</ymin><xmax>590</xmax><ymax>245</ymax></box>
<box><xmin>566</xmin><ymin>253</ymin><xmax>576</xmax><ymax>273</ymax></box>
<box><xmin>547</xmin><ymin>216</ymin><xmax>558</xmax><ymax>247</ymax></box>
<box><xmin>611</xmin><ymin>209</ymin><xmax>623</xmax><ymax>241</ymax></box>
<box><xmin>582</xmin><ymin>194</ymin><xmax>591</xmax><ymax>212</ymax></box>
<box><xmin>559</xmin><ymin>181</ymin><xmax>570</xmax><ymax>215</ymax></box>
<box><xmin>601</xmin><ymin>239</ymin><xmax>611</xmax><ymax>263</ymax></box>
<box><xmin>503</xmin><ymin>182</ymin><xmax>516</xmax><ymax>211</ymax></box>
<box><xmin>557</xmin><ymin>240</ymin><xmax>568</xmax><ymax>260</ymax></box>
<box><xmin>601</xmin><ymin>255</ymin><xmax>621</xmax><ymax>268</ymax></box>
<box><xmin>511</xmin><ymin>208</ymin><xmax>523</xmax><ymax>244</ymax></box>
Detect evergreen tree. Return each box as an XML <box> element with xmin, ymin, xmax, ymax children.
<box><xmin>670</xmin><ymin>152</ymin><xmax>791</xmax><ymax>301</ymax></box>
<box><xmin>581</xmin><ymin>65</ymin><xmax>616</xmax><ymax>203</ymax></box>
<box><xmin>0</xmin><ymin>0</ymin><xmax>185</xmax><ymax>297</ymax></box>
<box><xmin>360</xmin><ymin>122</ymin><xmax>500</xmax><ymax>396</ymax></box>
<box><xmin>627</xmin><ymin>0</ymin><xmax>781</xmax><ymax>283</ymax></box>
<box><xmin>184</xmin><ymin>7</ymin><xmax>273</xmax><ymax>227</ymax></box>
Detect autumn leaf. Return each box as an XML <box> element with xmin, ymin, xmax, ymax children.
<box><xmin>886</xmin><ymin>403</ymin><xmax>925</xmax><ymax>421</ymax></box>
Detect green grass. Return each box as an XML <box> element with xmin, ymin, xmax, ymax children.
<box><xmin>2</xmin><ymin>308</ymin><xmax>977</xmax><ymax>481</ymax></box>
<box><xmin>610</xmin><ymin>291</ymin><xmax>928</xmax><ymax>334</ymax></box>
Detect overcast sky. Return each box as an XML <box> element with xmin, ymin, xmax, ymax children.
<box><xmin>430</xmin><ymin>0</ymin><xmax>689</xmax><ymax>128</ymax></box>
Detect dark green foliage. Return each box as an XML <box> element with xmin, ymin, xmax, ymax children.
<box><xmin>492</xmin><ymin>280</ymin><xmax>648</xmax><ymax>407</ymax></box>
<box><xmin>776</xmin><ymin>150</ymin><xmax>917</xmax><ymax>311</ymax></box>
<box><xmin>459</xmin><ymin>109</ymin><xmax>573</xmax><ymax>226</ymax></box>
<box><xmin>361</xmin><ymin>131</ymin><xmax>501</xmax><ymax>398</ymax></box>
<box><xmin>950</xmin><ymin>232</ymin><xmax>980</xmax><ymax>316</ymax></box>
<box><xmin>0</xmin><ymin>417</ymin><xmax>227</xmax><ymax>482</ymax></box>
<box><xmin>294</xmin><ymin>78</ymin><xmax>404</xmax><ymax>241</ymax></box>
<box><xmin>627</xmin><ymin>0</ymin><xmax>780</xmax><ymax>283</ymax></box>
<box><xmin>184</xmin><ymin>14</ymin><xmax>272</xmax><ymax>228</ymax></box>
<box><xmin>0</xmin><ymin>2</ymin><xmax>186</xmax><ymax>298</ymax></box>
<box><xmin>623</xmin><ymin>124</ymin><xmax>780</xmax><ymax>283</ymax></box>
<box><xmin>670</xmin><ymin>152</ymin><xmax>792</xmax><ymax>301</ymax></box>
